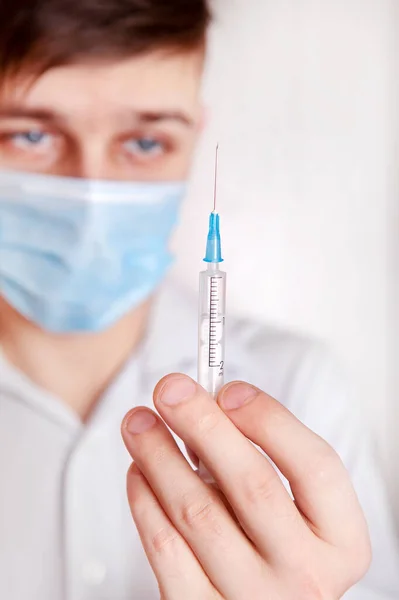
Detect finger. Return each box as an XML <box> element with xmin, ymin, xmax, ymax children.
<box><xmin>122</xmin><ymin>408</ymin><xmax>267</xmax><ymax>600</ymax></box>
<box><xmin>127</xmin><ymin>463</ymin><xmax>219</xmax><ymax>600</ymax></box>
<box><xmin>217</xmin><ymin>382</ymin><xmax>367</xmax><ymax>549</ymax></box>
<box><xmin>153</xmin><ymin>374</ymin><xmax>310</xmax><ymax>563</ymax></box>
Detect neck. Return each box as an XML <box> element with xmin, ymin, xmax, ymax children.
<box><xmin>0</xmin><ymin>298</ymin><xmax>152</xmax><ymax>421</ymax></box>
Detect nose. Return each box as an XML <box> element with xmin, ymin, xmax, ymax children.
<box><xmin>76</xmin><ymin>141</ymin><xmax>111</xmax><ymax>180</ymax></box>
<box><xmin>60</xmin><ymin>139</ymin><xmax>113</xmax><ymax>180</ymax></box>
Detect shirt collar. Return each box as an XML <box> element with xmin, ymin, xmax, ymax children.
<box><xmin>0</xmin><ymin>346</ymin><xmax>81</xmax><ymax>432</ymax></box>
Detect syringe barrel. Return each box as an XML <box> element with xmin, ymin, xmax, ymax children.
<box><xmin>198</xmin><ymin>263</ymin><xmax>226</xmax><ymax>398</ymax></box>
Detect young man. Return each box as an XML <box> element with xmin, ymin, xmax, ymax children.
<box><xmin>0</xmin><ymin>1</ymin><xmax>398</xmax><ymax>599</ymax></box>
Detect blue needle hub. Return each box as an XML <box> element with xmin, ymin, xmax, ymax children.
<box><xmin>204</xmin><ymin>212</ymin><xmax>223</xmax><ymax>263</ymax></box>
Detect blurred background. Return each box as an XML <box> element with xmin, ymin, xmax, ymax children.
<box><xmin>171</xmin><ymin>0</ymin><xmax>398</xmax><ymax>526</ymax></box>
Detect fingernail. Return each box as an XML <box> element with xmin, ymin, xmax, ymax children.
<box><xmin>126</xmin><ymin>410</ymin><xmax>157</xmax><ymax>435</ymax></box>
<box><xmin>159</xmin><ymin>376</ymin><xmax>197</xmax><ymax>406</ymax></box>
<box><xmin>220</xmin><ymin>382</ymin><xmax>258</xmax><ymax>411</ymax></box>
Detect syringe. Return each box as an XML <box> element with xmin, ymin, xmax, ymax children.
<box><xmin>198</xmin><ymin>144</ymin><xmax>226</xmax><ymax>398</ymax></box>
<box><xmin>197</xmin><ymin>146</ymin><xmax>226</xmax><ymax>482</ymax></box>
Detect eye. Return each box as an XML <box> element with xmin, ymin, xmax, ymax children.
<box><xmin>123</xmin><ymin>137</ymin><xmax>164</xmax><ymax>158</ymax></box>
<box><xmin>9</xmin><ymin>130</ymin><xmax>53</xmax><ymax>149</ymax></box>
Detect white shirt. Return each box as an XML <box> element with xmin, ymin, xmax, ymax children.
<box><xmin>0</xmin><ymin>283</ymin><xmax>398</xmax><ymax>600</ymax></box>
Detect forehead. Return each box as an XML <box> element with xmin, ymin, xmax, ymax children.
<box><xmin>0</xmin><ymin>51</ymin><xmax>204</xmax><ymax>121</ymax></box>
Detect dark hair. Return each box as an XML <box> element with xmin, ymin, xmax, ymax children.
<box><xmin>0</xmin><ymin>0</ymin><xmax>212</xmax><ymax>78</ymax></box>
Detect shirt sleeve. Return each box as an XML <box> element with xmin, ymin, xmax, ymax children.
<box><xmin>284</xmin><ymin>344</ymin><xmax>399</xmax><ymax>599</ymax></box>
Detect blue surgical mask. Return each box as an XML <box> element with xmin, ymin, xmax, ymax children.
<box><xmin>0</xmin><ymin>170</ymin><xmax>186</xmax><ymax>332</ymax></box>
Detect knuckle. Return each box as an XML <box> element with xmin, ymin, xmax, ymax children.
<box><xmin>305</xmin><ymin>442</ymin><xmax>343</xmax><ymax>486</ymax></box>
<box><xmin>355</xmin><ymin>547</ymin><xmax>373</xmax><ymax>580</ymax></box>
<box><xmin>151</xmin><ymin>443</ymin><xmax>168</xmax><ymax>467</ymax></box>
<box><xmin>286</xmin><ymin>561</ymin><xmax>331</xmax><ymax>600</ymax></box>
<box><xmin>287</xmin><ymin>535</ymin><xmax>372</xmax><ymax>600</ymax></box>
<box><xmin>151</xmin><ymin>526</ymin><xmax>180</xmax><ymax>556</ymax></box>
<box><xmin>243</xmin><ymin>471</ymin><xmax>281</xmax><ymax>507</ymax></box>
<box><xmin>196</xmin><ymin>410</ymin><xmax>222</xmax><ymax>439</ymax></box>
<box><xmin>346</xmin><ymin>534</ymin><xmax>373</xmax><ymax>582</ymax></box>
<box><xmin>295</xmin><ymin>575</ymin><xmax>326</xmax><ymax>600</ymax></box>
<box><xmin>328</xmin><ymin>538</ymin><xmax>372</xmax><ymax>597</ymax></box>
<box><xmin>179</xmin><ymin>493</ymin><xmax>221</xmax><ymax>532</ymax></box>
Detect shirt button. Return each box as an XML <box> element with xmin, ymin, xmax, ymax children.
<box><xmin>81</xmin><ymin>560</ymin><xmax>107</xmax><ymax>586</ymax></box>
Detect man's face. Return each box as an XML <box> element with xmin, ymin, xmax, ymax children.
<box><xmin>0</xmin><ymin>50</ymin><xmax>204</xmax><ymax>181</ymax></box>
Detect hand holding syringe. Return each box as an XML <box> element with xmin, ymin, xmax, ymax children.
<box><xmin>122</xmin><ymin>144</ymin><xmax>371</xmax><ymax>596</ymax></box>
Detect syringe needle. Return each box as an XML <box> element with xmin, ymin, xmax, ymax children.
<box><xmin>213</xmin><ymin>143</ymin><xmax>219</xmax><ymax>213</ymax></box>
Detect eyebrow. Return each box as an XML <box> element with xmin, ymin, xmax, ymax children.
<box><xmin>0</xmin><ymin>108</ymin><xmax>60</xmax><ymax>122</ymax></box>
<box><xmin>0</xmin><ymin>107</ymin><xmax>194</xmax><ymax>128</ymax></box>
<box><xmin>138</xmin><ymin>111</ymin><xmax>194</xmax><ymax>127</ymax></box>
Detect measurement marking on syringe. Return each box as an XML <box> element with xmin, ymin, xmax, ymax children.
<box><xmin>209</xmin><ymin>276</ymin><xmax>223</xmax><ymax>368</ymax></box>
